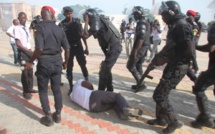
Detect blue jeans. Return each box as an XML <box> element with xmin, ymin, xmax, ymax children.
<box><xmin>11</xmin><ymin>43</ymin><xmax>19</xmax><ymax>64</ymax></box>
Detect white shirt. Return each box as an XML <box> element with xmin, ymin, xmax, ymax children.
<box><xmin>14</xmin><ymin>24</ymin><xmax>31</xmax><ymax>49</ymax></box>
<box><xmin>152</xmin><ymin>24</ymin><xmax>163</xmax><ymax>41</ymax></box>
<box><xmin>6</xmin><ymin>25</ymin><xmax>16</xmax><ymax>44</ymax></box>
<box><xmin>70</xmin><ymin>79</ymin><xmax>93</xmax><ymax>110</ymax></box>
<box><xmin>125</xmin><ymin>22</ymin><xmax>136</xmax><ymax>34</ymax></box>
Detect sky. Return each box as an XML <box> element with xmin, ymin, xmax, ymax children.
<box><xmin>0</xmin><ymin>0</ymin><xmax>214</xmax><ymax>24</ymax></box>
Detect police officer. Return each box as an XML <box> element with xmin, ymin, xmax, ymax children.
<box><xmin>25</xmin><ymin>6</ymin><xmax>70</xmax><ymax>126</ymax></box>
<box><xmin>59</xmin><ymin>6</ymin><xmax>89</xmax><ymax>93</ymax></box>
<box><xmin>191</xmin><ymin>22</ymin><xmax>215</xmax><ymax>129</ymax></box>
<box><xmin>83</xmin><ymin>9</ymin><xmax>122</xmax><ymax>92</ymax></box>
<box><xmin>126</xmin><ymin>6</ymin><xmax>150</xmax><ymax>92</ymax></box>
<box><xmin>147</xmin><ymin>1</ymin><xmax>195</xmax><ymax>133</ymax></box>
<box><xmin>120</xmin><ymin>19</ymin><xmax>126</xmax><ymax>43</ymax></box>
<box><xmin>185</xmin><ymin>10</ymin><xmax>199</xmax><ymax>82</ymax></box>
<box><xmin>29</xmin><ymin>15</ymin><xmax>42</xmax><ymax>39</ymax></box>
<box><xmin>194</xmin><ymin>12</ymin><xmax>202</xmax><ymax>45</ymax></box>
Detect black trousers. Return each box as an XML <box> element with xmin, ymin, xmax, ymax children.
<box><xmin>35</xmin><ymin>59</ymin><xmax>63</xmax><ymax>114</ymax></box>
<box><xmin>153</xmin><ymin>62</ymin><xmax>189</xmax><ymax>123</ymax></box>
<box><xmin>193</xmin><ymin>65</ymin><xmax>215</xmax><ymax>116</ymax></box>
<box><xmin>98</xmin><ymin>42</ymin><xmax>122</xmax><ymax>91</ymax></box>
<box><xmin>67</xmin><ymin>42</ymin><xmax>88</xmax><ymax>79</ymax></box>
<box><xmin>89</xmin><ymin>91</ymin><xmax>128</xmax><ymax>115</ymax></box>
<box><xmin>18</xmin><ymin>51</ymin><xmax>33</xmax><ymax>93</ymax></box>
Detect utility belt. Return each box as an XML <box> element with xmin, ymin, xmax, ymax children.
<box><xmin>39</xmin><ymin>54</ymin><xmax>61</xmax><ymax>60</ymax></box>
<box><xmin>69</xmin><ymin>40</ymin><xmax>81</xmax><ymax>47</ymax></box>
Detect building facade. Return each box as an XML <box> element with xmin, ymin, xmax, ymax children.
<box><xmin>0</xmin><ymin>2</ymin><xmax>41</xmax><ymax>21</ymax></box>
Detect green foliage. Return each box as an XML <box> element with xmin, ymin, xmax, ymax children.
<box><xmin>56</xmin><ymin>4</ymin><xmax>104</xmax><ymax>21</ymax></box>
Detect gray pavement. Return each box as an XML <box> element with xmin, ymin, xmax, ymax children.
<box><xmin>0</xmin><ymin>30</ymin><xmax>214</xmax><ymax>134</ymax></box>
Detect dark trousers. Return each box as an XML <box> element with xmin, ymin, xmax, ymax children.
<box><xmin>193</xmin><ymin>65</ymin><xmax>215</xmax><ymax>117</ymax></box>
<box><xmin>98</xmin><ymin>42</ymin><xmax>122</xmax><ymax>91</ymax></box>
<box><xmin>127</xmin><ymin>45</ymin><xmax>148</xmax><ymax>83</ymax></box>
<box><xmin>89</xmin><ymin>91</ymin><xmax>128</xmax><ymax>115</ymax></box>
<box><xmin>18</xmin><ymin>51</ymin><xmax>33</xmax><ymax>93</ymax></box>
<box><xmin>35</xmin><ymin>59</ymin><xmax>63</xmax><ymax>114</ymax></box>
<box><xmin>11</xmin><ymin>43</ymin><xmax>19</xmax><ymax>64</ymax></box>
<box><xmin>67</xmin><ymin>42</ymin><xmax>88</xmax><ymax>79</ymax></box>
<box><xmin>153</xmin><ymin>62</ymin><xmax>189</xmax><ymax>123</ymax></box>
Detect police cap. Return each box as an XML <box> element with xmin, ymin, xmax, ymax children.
<box><xmin>63</xmin><ymin>6</ymin><xmax>73</xmax><ymax>13</ymax></box>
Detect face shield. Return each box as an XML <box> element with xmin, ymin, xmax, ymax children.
<box><xmin>159</xmin><ymin>1</ymin><xmax>169</xmax><ymax>15</ymax></box>
<box><xmin>78</xmin><ymin>9</ymin><xmax>87</xmax><ymax>22</ymax></box>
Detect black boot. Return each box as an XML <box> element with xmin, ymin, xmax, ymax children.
<box><xmin>147</xmin><ymin>105</ymin><xmax>167</xmax><ymax>126</ymax></box>
<box><xmin>40</xmin><ymin>114</ymin><xmax>54</xmax><ymax>127</ymax></box>
<box><xmin>147</xmin><ymin>118</ymin><xmax>167</xmax><ymax>126</ymax></box>
<box><xmin>162</xmin><ymin>120</ymin><xmax>183</xmax><ymax>134</ymax></box>
<box><xmin>162</xmin><ymin>110</ymin><xmax>182</xmax><ymax>134</ymax></box>
<box><xmin>191</xmin><ymin>113</ymin><xmax>215</xmax><ymax>128</ymax></box>
<box><xmin>191</xmin><ymin>92</ymin><xmax>215</xmax><ymax>128</ymax></box>
<box><xmin>52</xmin><ymin>110</ymin><xmax>61</xmax><ymax>123</ymax></box>
<box><xmin>132</xmin><ymin>83</ymin><xmax>147</xmax><ymax>93</ymax></box>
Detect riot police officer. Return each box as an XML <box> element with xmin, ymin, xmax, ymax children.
<box><xmin>191</xmin><ymin>22</ymin><xmax>215</xmax><ymax>129</ymax></box>
<box><xmin>126</xmin><ymin>6</ymin><xmax>150</xmax><ymax>92</ymax></box>
<box><xmin>83</xmin><ymin>9</ymin><xmax>122</xmax><ymax>92</ymax></box>
<box><xmin>147</xmin><ymin>1</ymin><xmax>195</xmax><ymax>133</ymax></box>
<box><xmin>185</xmin><ymin>10</ymin><xmax>199</xmax><ymax>82</ymax></box>
<box><xmin>29</xmin><ymin>15</ymin><xmax>42</xmax><ymax>39</ymax></box>
<box><xmin>59</xmin><ymin>6</ymin><xmax>89</xmax><ymax>93</ymax></box>
<box><xmin>194</xmin><ymin>12</ymin><xmax>202</xmax><ymax>45</ymax></box>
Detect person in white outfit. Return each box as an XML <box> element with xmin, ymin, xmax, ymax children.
<box><xmin>6</xmin><ymin>19</ymin><xmax>19</xmax><ymax>65</ymax></box>
<box><xmin>125</xmin><ymin>18</ymin><xmax>136</xmax><ymax>57</ymax></box>
<box><xmin>69</xmin><ymin>79</ymin><xmax>143</xmax><ymax>120</ymax></box>
<box><xmin>148</xmin><ymin>19</ymin><xmax>163</xmax><ymax>62</ymax></box>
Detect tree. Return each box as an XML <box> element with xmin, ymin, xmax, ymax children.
<box><xmin>56</xmin><ymin>4</ymin><xmax>104</xmax><ymax>21</ymax></box>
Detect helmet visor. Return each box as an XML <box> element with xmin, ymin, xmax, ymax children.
<box><xmin>77</xmin><ymin>9</ymin><xmax>87</xmax><ymax>22</ymax></box>
<box><xmin>159</xmin><ymin>1</ymin><xmax>169</xmax><ymax>15</ymax></box>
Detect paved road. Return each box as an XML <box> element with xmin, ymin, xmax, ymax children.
<box><xmin>0</xmin><ymin>30</ymin><xmax>214</xmax><ymax>134</ymax></box>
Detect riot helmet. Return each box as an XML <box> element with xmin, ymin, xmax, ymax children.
<box><xmin>159</xmin><ymin>1</ymin><xmax>181</xmax><ymax>24</ymax></box>
<box><xmin>34</xmin><ymin>15</ymin><xmax>42</xmax><ymax>23</ymax></box>
<box><xmin>132</xmin><ymin>6</ymin><xmax>145</xmax><ymax>20</ymax></box>
<box><xmin>86</xmin><ymin>9</ymin><xmax>99</xmax><ymax>18</ymax></box>
<box><xmin>195</xmin><ymin>12</ymin><xmax>201</xmax><ymax>22</ymax></box>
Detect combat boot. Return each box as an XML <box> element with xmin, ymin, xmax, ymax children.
<box><xmin>162</xmin><ymin>120</ymin><xmax>183</xmax><ymax>134</ymax></box>
<box><xmin>52</xmin><ymin>110</ymin><xmax>61</xmax><ymax>123</ymax></box>
<box><xmin>147</xmin><ymin>105</ymin><xmax>167</xmax><ymax>126</ymax></box>
<box><xmin>40</xmin><ymin>113</ymin><xmax>54</xmax><ymax>127</ymax></box>
<box><xmin>147</xmin><ymin>118</ymin><xmax>167</xmax><ymax>126</ymax></box>
<box><xmin>192</xmin><ymin>92</ymin><xmax>215</xmax><ymax>128</ymax></box>
<box><xmin>132</xmin><ymin>83</ymin><xmax>147</xmax><ymax>93</ymax></box>
<box><xmin>191</xmin><ymin>113</ymin><xmax>215</xmax><ymax>128</ymax></box>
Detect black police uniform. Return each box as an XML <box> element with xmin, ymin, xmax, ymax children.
<box><xmin>185</xmin><ymin>18</ymin><xmax>199</xmax><ymax>82</ymax></box>
<box><xmin>59</xmin><ymin>17</ymin><xmax>89</xmax><ymax>88</ymax></box>
<box><xmin>126</xmin><ymin>17</ymin><xmax>150</xmax><ymax>86</ymax></box>
<box><xmin>120</xmin><ymin>20</ymin><xmax>126</xmax><ymax>42</ymax></box>
<box><xmin>89</xmin><ymin>15</ymin><xmax>122</xmax><ymax>91</ymax></box>
<box><xmin>152</xmin><ymin>14</ymin><xmax>194</xmax><ymax>126</ymax></box>
<box><xmin>35</xmin><ymin>20</ymin><xmax>70</xmax><ymax>115</ymax></box>
<box><xmin>30</xmin><ymin>16</ymin><xmax>41</xmax><ymax>39</ymax></box>
<box><xmin>191</xmin><ymin>23</ymin><xmax>215</xmax><ymax>128</ymax></box>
